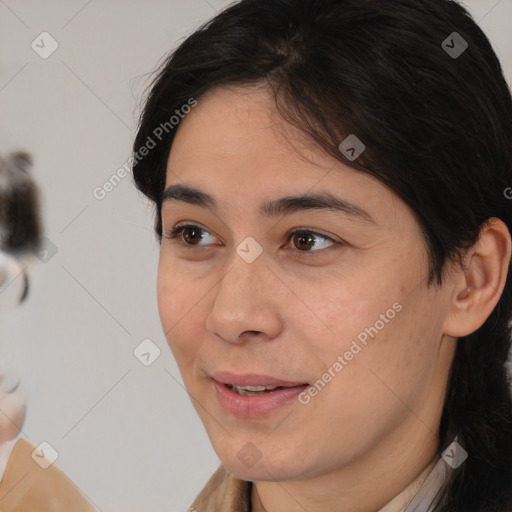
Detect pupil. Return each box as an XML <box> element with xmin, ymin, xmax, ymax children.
<box><xmin>295</xmin><ymin>233</ymin><xmax>313</xmax><ymax>250</ymax></box>
<box><xmin>184</xmin><ymin>227</ymin><xmax>201</xmax><ymax>244</ymax></box>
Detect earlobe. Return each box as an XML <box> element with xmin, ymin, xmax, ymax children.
<box><xmin>443</xmin><ymin>217</ymin><xmax>512</xmax><ymax>338</ymax></box>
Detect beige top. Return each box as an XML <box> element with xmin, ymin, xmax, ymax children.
<box><xmin>0</xmin><ymin>439</ymin><xmax>95</xmax><ymax>511</ymax></box>
<box><xmin>190</xmin><ymin>457</ymin><xmax>439</xmax><ymax>512</ymax></box>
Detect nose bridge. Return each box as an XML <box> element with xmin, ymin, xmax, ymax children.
<box><xmin>205</xmin><ymin>241</ymin><xmax>282</xmax><ymax>342</ymax></box>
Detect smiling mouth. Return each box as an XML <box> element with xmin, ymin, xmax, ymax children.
<box><xmin>226</xmin><ymin>384</ymin><xmax>290</xmax><ymax>396</ymax></box>
<box><xmin>211</xmin><ymin>376</ymin><xmax>310</xmax><ymax>418</ymax></box>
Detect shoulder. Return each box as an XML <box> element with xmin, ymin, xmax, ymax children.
<box><xmin>0</xmin><ymin>439</ymin><xmax>96</xmax><ymax>511</ymax></box>
<box><xmin>189</xmin><ymin>464</ymin><xmax>251</xmax><ymax>512</ymax></box>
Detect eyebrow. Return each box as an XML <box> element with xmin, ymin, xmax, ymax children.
<box><xmin>161</xmin><ymin>184</ymin><xmax>375</xmax><ymax>223</ymax></box>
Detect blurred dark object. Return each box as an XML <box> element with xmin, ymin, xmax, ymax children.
<box><xmin>0</xmin><ymin>152</ymin><xmax>42</xmax><ymax>256</ymax></box>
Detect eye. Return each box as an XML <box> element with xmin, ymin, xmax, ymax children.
<box><xmin>287</xmin><ymin>228</ymin><xmax>335</xmax><ymax>253</ymax></box>
<box><xmin>164</xmin><ymin>223</ymin><xmax>218</xmax><ymax>247</ymax></box>
<box><xmin>163</xmin><ymin>223</ymin><xmax>338</xmax><ymax>253</ymax></box>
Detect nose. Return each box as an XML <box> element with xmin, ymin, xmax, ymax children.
<box><xmin>204</xmin><ymin>249</ymin><xmax>284</xmax><ymax>344</ymax></box>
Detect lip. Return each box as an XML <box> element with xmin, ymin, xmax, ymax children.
<box><xmin>210</xmin><ymin>371</ymin><xmax>309</xmax><ymax>419</ymax></box>
<box><xmin>211</xmin><ymin>371</ymin><xmax>307</xmax><ymax>387</ymax></box>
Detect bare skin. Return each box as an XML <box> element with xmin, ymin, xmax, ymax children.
<box><xmin>156</xmin><ymin>84</ymin><xmax>511</xmax><ymax>512</ymax></box>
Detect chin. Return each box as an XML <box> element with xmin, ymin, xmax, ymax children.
<box><xmin>219</xmin><ymin>447</ymin><xmax>304</xmax><ymax>482</ymax></box>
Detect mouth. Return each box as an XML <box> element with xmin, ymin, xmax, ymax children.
<box><xmin>211</xmin><ymin>371</ymin><xmax>308</xmax><ymax>387</ymax></box>
<box><xmin>225</xmin><ymin>384</ymin><xmax>295</xmax><ymax>396</ymax></box>
<box><xmin>210</xmin><ymin>371</ymin><xmax>309</xmax><ymax>418</ymax></box>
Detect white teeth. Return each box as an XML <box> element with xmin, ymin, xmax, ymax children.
<box><xmin>231</xmin><ymin>385</ymin><xmax>279</xmax><ymax>395</ymax></box>
<box><xmin>243</xmin><ymin>385</ymin><xmax>277</xmax><ymax>391</ymax></box>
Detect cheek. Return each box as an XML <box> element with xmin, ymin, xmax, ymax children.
<box><xmin>326</xmin><ymin>292</ymin><xmax>440</xmax><ymax>417</ymax></box>
<box><xmin>156</xmin><ymin>256</ymin><xmax>205</xmax><ymax>365</ymax></box>
<box><xmin>302</xmin><ymin>270</ymin><xmax>438</xmax><ymax>399</ymax></box>
<box><xmin>319</xmin><ymin>260</ymin><xmax>428</xmax><ymax>361</ymax></box>
<box><xmin>298</xmin><ymin>274</ymin><xmax>401</xmax><ymax>358</ymax></box>
<box><xmin>157</xmin><ymin>250</ymin><xmax>205</xmax><ymax>326</ymax></box>
<box><xmin>156</xmin><ymin>260</ymin><xmax>178</xmax><ymax>334</ymax></box>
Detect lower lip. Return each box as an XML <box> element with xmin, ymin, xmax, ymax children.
<box><xmin>211</xmin><ymin>379</ymin><xmax>308</xmax><ymax>419</ymax></box>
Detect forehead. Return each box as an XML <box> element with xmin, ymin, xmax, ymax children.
<box><xmin>164</xmin><ymin>85</ymin><xmax>403</xmax><ymax>227</ymax></box>
<box><xmin>169</xmin><ymin>84</ymin><xmax>340</xmax><ymax>170</ymax></box>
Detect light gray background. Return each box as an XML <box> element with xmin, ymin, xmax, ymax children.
<box><xmin>0</xmin><ymin>1</ymin><xmax>511</xmax><ymax>511</ymax></box>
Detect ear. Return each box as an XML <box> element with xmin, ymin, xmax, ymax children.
<box><xmin>443</xmin><ymin>218</ymin><xmax>511</xmax><ymax>338</ymax></box>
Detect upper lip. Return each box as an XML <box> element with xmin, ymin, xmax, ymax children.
<box><xmin>211</xmin><ymin>371</ymin><xmax>308</xmax><ymax>387</ymax></box>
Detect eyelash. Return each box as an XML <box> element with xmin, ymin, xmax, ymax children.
<box><xmin>163</xmin><ymin>223</ymin><xmax>339</xmax><ymax>256</ymax></box>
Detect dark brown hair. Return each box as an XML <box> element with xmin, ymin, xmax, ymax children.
<box><xmin>132</xmin><ymin>1</ymin><xmax>512</xmax><ymax>509</ymax></box>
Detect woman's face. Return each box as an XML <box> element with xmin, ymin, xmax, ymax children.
<box><xmin>157</xmin><ymin>84</ymin><xmax>457</xmax><ymax>483</ymax></box>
